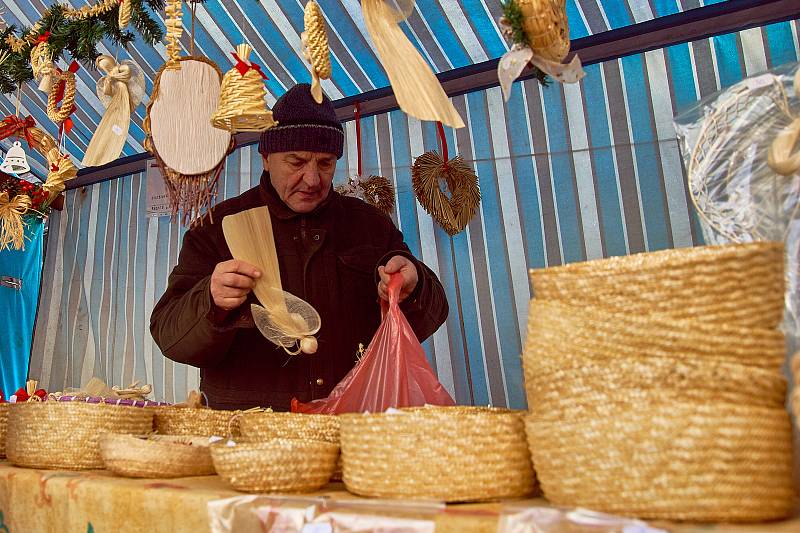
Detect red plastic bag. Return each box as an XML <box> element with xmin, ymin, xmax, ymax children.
<box><xmin>292</xmin><ymin>273</ymin><xmax>455</xmax><ymax>413</ymax></box>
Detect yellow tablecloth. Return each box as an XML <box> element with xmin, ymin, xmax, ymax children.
<box><xmin>0</xmin><ymin>461</ymin><xmax>798</xmax><ymax>533</ymax></box>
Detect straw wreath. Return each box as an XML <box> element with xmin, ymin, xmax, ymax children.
<box><xmin>340</xmin><ymin>406</ymin><xmax>535</xmax><ymax>502</ymax></box>
<box><xmin>211</xmin><ymin>438</ymin><xmax>339</xmax><ymax>493</ymax></box>
<box><xmin>100</xmin><ymin>433</ymin><xmax>214</xmax><ymax>478</ymax></box>
<box><xmin>411</xmin><ymin>151</ymin><xmax>480</xmax><ymax>236</ymax></box>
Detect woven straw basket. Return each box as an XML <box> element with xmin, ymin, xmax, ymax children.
<box><xmin>100</xmin><ymin>434</ymin><xmax>215</xmax><ymax>478</ymax></box>
<box><xmin>526</xmin><ymin>402</ymin><xmax>794</xmax><ymax>522</ymax></box>
<box><xmin>6</xmin><ymin>402</ymin><xmax>154</xmax><ymax>470</ymax></box>
<box><xmin>0</xmin><ymin>403</ymin><xmax>9</xmax><ymax>458</ymax></box>
<box><xmin>529</xmin><ymin>242</ymin><xmax>785</xmax><ymax>327</ymax></box>
<box><xmin>211</xmin><ymin>438</ymin><xmax>339</xmax><ymax>493</ymax></box>
<box><xmin>340</xmin><ymin>406</ymin><xmax>536</xmax><ymax>502</ymax></box>
<box><xmin>154</xmin><ymin>407</ymin><xmax>239</xmax><ymax>438</ymax></box>
<box><xmin>238</xmin><ymin>411</ymin><xmax>340</xmax><ymax>443</ymax></box>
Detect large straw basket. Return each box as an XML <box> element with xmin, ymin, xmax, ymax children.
<box><xmin>6</xmin><ymin>402</ymin><xmax>154</xmax><ymax>470</ymax></box>
<box><xmin>0</xmin><ymin>403</ymin><xmax>9</xmax><ymax>458</ymax></box>
<box><xmin>238</xmin><ymin>411</ymin><xmax>340</xmax><ymax>443</ymax></box>
<box><xmin>154</xmin><ymin>407</ymin><xmax>239</xmax><ymax>438</ymax></box>
<box><xmin>529</xmin><ymin>242</ymin><xmax>785</xmax><ymax>327</ymax></box>
<box><xmin>340</xmin><ymin>406</ymin><xmax>536</xmax><ymax>502</ymax></box>
<box><xmin>100</xmin><ymin>433</ymin><xmax>214</xmax><ymax>478</ymax></box>
<box><xmin>211</xmin><ymin>439</ymin><xmax>339</xmax><ymax>493</ymax></box>
<box><xmin>526</xmin><ymin>402</ymin><xmax>794</xmax><ymax>522</ymax></box>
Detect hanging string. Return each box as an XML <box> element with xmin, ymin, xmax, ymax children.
<box><xmin>354</xmin><ymin>102</ymin><xmax>362</xmax><ymax>177</ymax></box>
<box><xmin>191</xmin><ymin>0</ymin><xmax>196</xmax><ymax>55</ymax></box>
<box><xmin>436</xmin><ymin>121</ymin><xmax>449</xmax><ymax>170</ymax></box>
<box><xmin>15</xmin><ymin>86</ymin><xmax>21</xmax><ymax>117</ymax></box>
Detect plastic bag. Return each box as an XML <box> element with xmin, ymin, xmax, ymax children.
<box><xmin>292</xmin><ymin>273</ymin><xmax>454</xmax><ymax>413</ymax></box>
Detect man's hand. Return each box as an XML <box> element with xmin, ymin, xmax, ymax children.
<box><xmin>378</xmin><ymin>255</ymin><xmax>418</xmax><ymax>302</ymax></box>
<box><xmin>210</xmin><ymin>259</ymin><xmax>261</xmax><ymax>311</ymax></box>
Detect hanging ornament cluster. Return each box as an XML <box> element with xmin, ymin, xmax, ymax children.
<box><xmin>0</xmin><ymin>115</ymin><xmax>76</xmax><ymax>250</ymax></box>
<box><xmin>497</xmin><ymin>0</ymin><xmax>585</xmax><ymax>101</ymax></box>
<box><xmin>411</xmin><ymin>123</ymin><xmax>480</xmax><ymax>236</ymax></box>
<box><xmin>302</xmin><ymin>0</ymin><xmax>332</xmax><ymax>104</ymax></box>
<box><xmin>211</xmin><ymin>43</ymin><xmax>276</xmax><ymax>133</ymax></box>
<box><xmin>0</xmin><ymin>2</ymin><xmax>164</xmax><ymax>95</ymax></box>
<box><xmin>82</xmin><ymin>55</ymin><xmax>146</xmax><ymax>167</ymax></box>
<box><xmin>335</xmin><ymin>103</ymin><xmax>395</xmax><ymax>216</ymax></box>
<box><xmin>360</xmin><ymin>0</ymin><xmax>464</xmax><ymax>129</ymax></box>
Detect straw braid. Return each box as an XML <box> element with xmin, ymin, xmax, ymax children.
<box><xmin>303</xmin><ymin>1</ymin><xmax>331</xmax><ymax>79</ymax></box>
<box><xmin>62</xmin><ymin>0</ymin><xmax>119</xmax><ymax>20</ymax></box>
<box><xmin>165</xmin><ymin>0</ymin><xmax>183</xmax><ymax>69</ymax></box>
<box><xmin>118</xmin><ymin>0</ymin><xmax>133</xmax><ymax>30</ymax></box>
<box><xmin>47</xmin><ymin>71</ymin><xmax>76</xmax><ymax>125</ymax></box>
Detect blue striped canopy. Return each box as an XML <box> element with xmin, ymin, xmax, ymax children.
<box><xmin>0</xmin><ymin>0</ymin><xmax>732</xmax><ymax>175</ymax></box>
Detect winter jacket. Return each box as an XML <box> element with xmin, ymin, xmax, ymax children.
<box><xmin>150</xmin><ymin>171</ymin><xmax>448</xmax><ymax>410</ymax></box>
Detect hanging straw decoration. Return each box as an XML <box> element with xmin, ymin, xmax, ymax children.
<box><xmin>0</xmin><ymin>116</ymin><xmax>76</xmax><ymax>251</ymax></box>
<box><xmin>165</xmin><ymin>0</ymin><xmax>183</xmax><ymax>69</ymax></box>
<box><xmin>211</xmin><ymin>44</ymin><xmax>276</xmax><ymax>133</ymax></box>
<box><xmin>46</xmin><ymin>62</ymin><xmax>79</xmax><ymax>133</ymax></box>
<box><xmin>411</xmin><ymin>122</ymin><xmax>480</xmax><ymax>235</ymax></box>
<box><xmin>361</xmin><ymin>0</ymin><xmax>464</xmax><ymax>128</ymax></box>
<box><xmin>144</xmin><ymin>56</ymin><xmax>234</xmax><ymax>225</ymax></box>
<box><xmin>302</xmin><ymin>0</ymin><xmax>332</xmax><ymax>104</ymax></box>
<box><xmin>222</xmin><ymin>206</ymin><xmax>322</xmax><ymax>355</ymax></box>
<box><xmin>82</xmin><ymin>55</ymin><xmax>146</xmax><ymax>167</ymax></box>
<box><xmin>335</xmin><ymin>103</ymin><xmax>395</xmax><ymax>215</ymax></box>
<box><xmin>497</xmin><ymin>0</ymin><xmax>584</xmax><ymax>101</ymax></box>
<box><xmin>30</xmin><ymin>35</ymin><xmax>55</xmax><ymax>93</ymax></box>
<box><xmin>118</xmin><ymin>0</ymin><xmax>133</xmax><ymax>30</ymax></box>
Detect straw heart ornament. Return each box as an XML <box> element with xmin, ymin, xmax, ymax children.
<box><xmin>411</xmin><ymin>122</ymin><xmax>480</xmax><ymax>236</ymax></box>
<box><xmin>497</xmin><ymin>0</ymin><xmax>585</xmax><ymax>101</ymax></box>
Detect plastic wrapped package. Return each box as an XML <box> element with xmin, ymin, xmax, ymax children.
<box><xmin>674</xmin><ymin>61</ymin><xmax>800</xmax><ymax>337</ymax></box>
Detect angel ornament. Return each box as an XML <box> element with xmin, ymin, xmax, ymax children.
<box><xmin>82</xmin><ymin>55</ymin><xmax>145</xmax><ymax>167</ymax></box>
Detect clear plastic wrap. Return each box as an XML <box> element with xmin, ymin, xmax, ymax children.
<box><xmin>674</xmin><ymin>62</ymin><xmax>800</xmax><ymax>337</ymax></box>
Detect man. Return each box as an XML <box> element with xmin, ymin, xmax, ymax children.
<box><xmin>150</xmin><ymin>84</ymin><xmax>448</xmax><ymax>410</ymax></box>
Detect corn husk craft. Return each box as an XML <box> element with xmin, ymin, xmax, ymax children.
<box><xmin>497</xmin><ymin>0</ymin><xmax>585</xmax><ymax>101</ymax></box>
<box><xmin>144</xmin><ymin>54</ymin><xmax>234</xmax><ymax>225</ymax></box>
<box><xmin>0</xmin><ymin>116</ymin><xmax>76</xmax><ymax>250</ymax></box>
<box><xmin>411</xmin><ymin>123</ymin><xmax>480</xmax><ymax>236</ymax></box>
<box><xmin>361</xmin><ymin>0</ymin><xmax>464</xmax><ymax>128</ymax></box>
<box><xmin>211</xmin><ymin>44</ymin><xmax>276</xmax><ymax>133</ymax></box>
<box><xmin>82</xmin><ymin>55</ymin><xmax>146</xmax><ymax>167</ymax></box>
<box><xmin>222</xmin><ymin>206</ymin><xmax>321</xmax><ymax>355</ymax></box>
<box><xmin>302</xmin><ymin>1</ymin><xmax>332</xmax><ymax>104</ymax></box>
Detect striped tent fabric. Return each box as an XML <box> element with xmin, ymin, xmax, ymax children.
<box><xmin>29</xmin><ymin>21</ymin><xmax>800</xmax><ymax>405</ymax></box>
<box><xmin>0</xmin><ymin>0</ymin><xmax>738</xmax><ymax>169</ymax></box>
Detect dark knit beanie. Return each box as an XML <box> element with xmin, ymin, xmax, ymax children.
<box><xmin>258</xmin><ymin>83</ymin><xmax>344</xmax><ymax>159</ymax></box>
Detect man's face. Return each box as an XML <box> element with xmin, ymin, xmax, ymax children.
<box><xmin>264</xmin><ymin>151</ymin><xmax>337</xmax><ymax>213</ymax></box>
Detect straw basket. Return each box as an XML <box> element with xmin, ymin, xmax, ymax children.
<box><xmin>517</xmin><ymin>0</ymin><xmax>571</xmax><ymax>62</ymax></box>
<box><xmin>238</xmin><ymin>411</ymin><xmax>339</xmax><ymax>443</ymax></box>
<box><xmin>340</xmin><ymin>406</ymin><xmax>536</xmax><ymax>502</ymax></box>
<box><xmin>526</xmin><ymin>402</ymin><xmax>795</xmax><ymax>522</ymax></box>
<box><xmin>100</xmin><ymin>433</ymin><xmax>214</xmax><ymax>478</ymax></box>
<box><xmin>211</xmin><ymin>439</ymin><xmax>339</xmax><ymax>493</ymax></box>
<box><xmin>154</xmin><ymin>407</ymin><xmax>239</xmax><ymax>438</ymax></box>
<box><xmin>529</xmin><ymin>242</ymin><xmax>785</xmax><ymax>328</ymax></box>
<box><xmin>0</xmin><ymin>403</ymin><xmax>9</xmax><ymax>458</ymax></box>
<box><xmin>6</xmin><ymin>402</ymin><xmax>154</xmax><ymax>470</ymax></box>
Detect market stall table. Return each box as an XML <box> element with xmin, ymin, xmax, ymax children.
<box><xmin>0</xmin><ymin>462</ymin><xmax>798</xmax><ymax>532</ymax></box>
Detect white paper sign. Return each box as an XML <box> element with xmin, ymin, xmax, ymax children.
<box><xmin>146</xmin><ymin>159</ymin><xmax>171</xmax><ymax>218</ymax></box>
